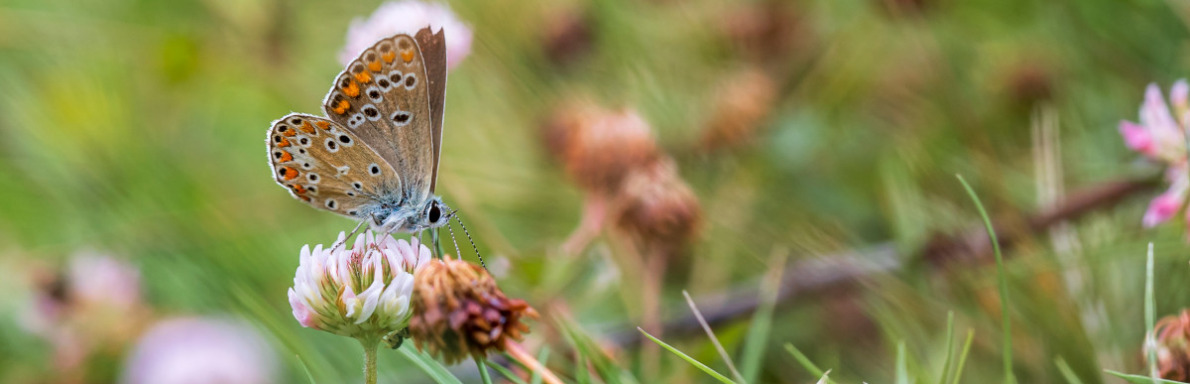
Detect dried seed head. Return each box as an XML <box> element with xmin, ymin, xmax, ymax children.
<box><xmin>612</xmin><ymin>158</ymin><xmax>702</xmax><ymax>250</ymax></box>
<box><xmin>700</xmin><ymin>67</ymin><xmax>778</xmax><ymax>152</ymax></box>
<box><xmin>408</xmin><ymin>258</ymin><xmax>538</xmax><ymax>365</ymax></box>
<box><xmin>542</xmin><ymin>7</ymin><xmax>593</xmax><ymax>66</ymax></box>
<box><xmin>543</xmin><ymin>102</ymin><xmax>660</xmax><ymax>195</ymax></box>
<box><xmin>1152</xmin><ymin>310</ymin><xmax>1190</xmax><ymax>381</ymax></box>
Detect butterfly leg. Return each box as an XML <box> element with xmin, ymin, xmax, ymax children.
<box><xmin>330</xmin><ymin>220</ymin><xmax>367</xmax><ymax>253</ymax></box>
<box><xmin>429</xmin><ymin>228</ymin><xmax>447</xmax><ymax>259</ymax></box>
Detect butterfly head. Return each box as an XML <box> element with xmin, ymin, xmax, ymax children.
<box><xmin>372</xmin><ymin>196</ymin><xmax>453</xmax><ymax>233</ymax></box>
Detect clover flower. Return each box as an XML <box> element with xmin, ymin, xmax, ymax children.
<box><xmin>341</xmin><ymin>0</ymin><xmax>472</xmax><ymax>70</ymax></box>
<box><xmin>287</xmin><ymin>231</ymin><xmax>430</xmax><ymax>342</ymax></box>
<box><xmin>407</xmin><ymin>258</ymin><xmax>537</xmax><ymax>365</ymax></box>
<box><xmin>1119</xmin><ymin>80</ymin><xmax>1190</xmax><ymax>228</ymax></box>
<box><xmin>121</xmin><ymin>317</ymin><xmax>277</xmax><ymax>384</ymax></box>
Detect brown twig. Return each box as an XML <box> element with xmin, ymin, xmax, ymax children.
<box><xmin>607</xmin><ymin>176</ymin><xmax>1159</xmax><ymax>347</ymax></box>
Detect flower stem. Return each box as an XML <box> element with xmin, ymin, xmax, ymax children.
<box><xmin>475</xmin><ymin>356</ymin><xmax>493</xmax><ymax>384</ymax></box>
<box><xmin>361</xmin><ymin>338</ymin><xmax>379</xmax><ymax>384</ymax></box>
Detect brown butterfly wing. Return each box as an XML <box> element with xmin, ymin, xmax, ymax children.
<box><xmin>267</xmin><ymin>113</ymin><xmax>401</xmax><ymax>220</ymax></box>
<box><xmin>321</xmin><ymin>31</ymin><xmax>438</xmax><ymax>203</ymax></box>
<box><xmin>415</xmin><ymin>28</ymin><xmax>447</xmax><ymax>193</ymax></box>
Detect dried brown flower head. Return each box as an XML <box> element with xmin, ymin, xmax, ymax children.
<box><xmin>700</xmin><ymin>67</ymin><xmax>778</xmax><ymax>152</ymax></box>
<box><xmin>721</xmin><ymin>2</ymin><xmax>805</xmax><ymax>63</ymax></box>
<box><xmin>542</xmin><ymin>7</ymin><xmax>593</xmax><ymax>66</ymax></box>
<box><xmin>612</xmin><ymin>158</ymin><xmax>702</xmax><ymax>249</ymax></box>
<box><xmin>542</xmin><ymin>102</ymin><xmax>661</xmax><ymax>194</ymax></box>
<box><xmin>1152</xmin><ymin>309</ymin><xmax>1190</xmax><ymax>381</ymax></box>
<box><xmin>408</xmin><ymin>258</ymin><xmax>538</xmax><ymax>365</ymax></box>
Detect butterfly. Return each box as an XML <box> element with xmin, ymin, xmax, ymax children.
<box><xmin>267</xmin><ymin>27</ymin><xmax>452</xmax><ymax>235</ymax></box>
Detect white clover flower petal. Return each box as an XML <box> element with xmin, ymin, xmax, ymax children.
<box><xmin>288</xmin><ymin>231</ymin><xmax>432</xmax><ymax>341</ymax></box>
<box><xmin>340</xmin><ymin>1</ymin><xmax>472</xmax><ymax>70</ymax></box>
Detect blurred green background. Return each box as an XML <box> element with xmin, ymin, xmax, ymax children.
<box><xmin>2</xmin><ymin>0</ymin><xmax>1189</xmax><ymax>382</ymax></box>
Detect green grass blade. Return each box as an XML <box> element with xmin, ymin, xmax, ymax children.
<box><xmin>576</xmin><ymin>356</ymin><xmax>591</xmax><ymax>384</ymax></box>
<box><xmin>895</xmin><ymin>341</ymin><xmax>909</xmax><ymax>384</ymax></box>
<box><xmin>1105</xmin><ymin>369</ymin><xmax>1190</xmax><ymax>384</ymax></box>
<box><xmin>817</xmin><ymin>370</ymin><xmax>833</xmax><ymax>384</ymax></box>
<box><xmin>1147</xmin><ymin>242</ymin><xmax>1159</xmax><ymax>382</ymax></box>
<box><xmin>530</xmin><ymin>346</ymin><xmax>550</xmax><ymax>384</ymax></box>
<box><xmin>741</xmin><ymin>248</ymin><xmax>787</xmax><ymax>383</ymax></box>
<box><xmin>951</xmin><ymin>330</ymin><xmax>975</xmax><ymax>384</ymax></box>
<box><xmin>957</xmin><ymin>174</ymin><xmax>1014</xmax><ymax>384</ymax></box>
<box><xmin>638</xmin><ymin>327</ymin><xmax>736</xmax><ymax>384</ymax></box>
<box><xmin>397</xmin><ymin>346</ymin><xmax>464</xmax><ymax>384</ymax></box>
<box><xmin>476</xmin><ymin>357</ymin><xmax>494</xmax><ymax>384</ymax></box>
<box><xmin>938</xmin><ymin>311</ymin><xmax>956</xmax><ymax>384</ymax></box>
<box><xmin>295</xmin><ymin>354</ymin><xmax>317</xmax><ymax>384</ymax></box>
<box><xmin>1054</xmin><ymin>357</ymin><xmax>1084</xmax><ymax>384</ymax></box>
<box><xmin>486</xmin><ymin>360</ymin><xmax>529</xmax><ymax>384</ymax></box>
<box><xmin>784</xmin><ymin>343</ymin><xmax>834</xmax><ymax>384</ymax></box>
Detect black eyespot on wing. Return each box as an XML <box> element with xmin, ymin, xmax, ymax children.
<box><xmin>299</xmin><ymin>138</ymin><xmax>309</xmax><ymax>145</ymax></box>
<box><xmin>308</xmin><ymin>173</ymin><xmax>319</xmax><ymax>182</ymax></box>
<box><xmin>378</xmin><ymin>78</ymin><xmax>390</xmax><ymax>88</ymax></box>
<box><xmin>369</xmin><ymin>165</ymin><xmax>381</xmax><ymax>175</ymax></box>
<box><xmin>273</xmin><ymin>151</ymin><xmax>281</xmax><ymax>159</ymax></box>
<box><xmin>327</xmin><ymin>139</ymin><xmax>338</xmax><ymax>150</ymax></box>
<box><xmin>353</xmin><ymin>182</ymin><xmax>363</xmax><ymax>190</ymax></box>
<box><xmin>278</xmin><ymin>125</ymin><xmax>288</xmax><ymax>133</ymax></box>
<box><xmin>363</xmin><ymin>106</ymin><xmax>378</xmax><ymax>118</ymax></box>
<box><xmin>273</xmin><ymin>135</ymin><xmax>281</xmax><ymax>143</ymax></box>
<box><xmin>326</xmin><ymin>199</ymin><xmax>337</xmax><ymax>209</ymax></box>
<box><xmin>404</xmin><ymin>74</ymin><xmax>416</xmax><ymax>88</ymax></box>
<box><xmin>348</xmin><ymin>210</ymin><xmax>358</xmax><ymax>216</ymax></box>
<box><xmin>368</xmin><ymin>90</ymin><xmax>380</xmax><ymax>99</ymax></box>
<box><xmin>339</xmin><ymin>135</ymin><xmax>351</xmax><ymax>144</ymax></box>
<box><xmin>290</xmin><ymin>118</ymin><xmax>303</xmax><ymax>125</ymax></box>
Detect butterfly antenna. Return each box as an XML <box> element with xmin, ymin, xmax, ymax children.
<box><xmin>444</xmin><ymin>217</ymin><xmax>463</xmax><ymax>261</ymax></box>
<box><xmin>330</xmin><ymin>221</ymin><xmax>367</xmax><ymax>253</ymax></box>
<box><xmin>452</xmin><ymin>213</ymin><xmax>485</xmax><ymax>270</ymax></box>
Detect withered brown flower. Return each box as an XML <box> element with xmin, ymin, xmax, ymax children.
<box><xmin>1152</xmin><ymin>309</ymin><xmax>1190</xmax><ymax>381</ymax></box>
<box><xmin>542</xmin><ymin>101</ymin><xmax>661</xmax><ymax>195</ymax></box>
<box><xmin>700</xmin><ymin>67</ymin><xmax>777</xmax><ymax>152</ymax></box>
<box><xmin>612</xmin><ymin>158</ymin><xmax>702</xmax><ymax>249</ymax></box>
<box><xmin>408</xmin><ymin>258</ymin><xmax>538</xmax><ymax>365</ymax></box>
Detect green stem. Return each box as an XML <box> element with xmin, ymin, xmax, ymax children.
<box><xmin>476</xmin><ymin>356</ymin><xmax>494</xmax><ymax>384</ymax></box>
<box><xmin>361</xmin><ymin>338</ymin><xmax>379</xmax><ymax>384</ymax></box>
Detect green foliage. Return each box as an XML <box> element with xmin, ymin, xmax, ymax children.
<box><xmin>0</xmin><ymin>0</ymin><xmax>1188</xmax><ymax>382</ymax></box>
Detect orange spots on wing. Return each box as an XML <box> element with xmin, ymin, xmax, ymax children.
<box><xmin>332</xmin><ymin>100</ymin><xmax>350</xmax><ymax>115</ymax></box>
<box><xmin>353</xmin><ymin>71</ymin><xmax>372</xmax><ymax>84</ymax></box>
<box><xmin>315</xmin><ymin>121</ymin><xmax>330</xmax><ymax>130</ymax></box>
<box><xmin>382</xmin><ymin>51</ymin><xmax>396</xmax><ymax>63</ymax></box>
<box><xmin>280</xmin><ymin>166</ymin><xmax>299</xmax><ymax>180</ymax></box>
<box><xmin>401</xmin><ymin>50</ymin><xmax>414</xmax><ymax>63</ymax></box>
<box><xmin>277</xmin><ymin>137</ymin><xmax>291</xmax><ymax>147</ymax></box>
<box><xmin>342</xmin><ymin>81</ymin><xmax>360</xmax><ymax>97</ymax></box>
<box><xmin>299</xmin><ymin>122</ymin><xmax>316</xmax><ymax>134</ymax></box>
<box><xmin>368</xmin><ymin>60</ymin><xmax>382</xmax><ymax>72</ymax></box>
<box><xmin>282</xmin><ymin>128</ymin><xmax>297</xmax><ymax>137</ymax></box>
<box><xmin>278</xmin><ymin>151</ymin><xmax>293</xmax><ymax>162</ymax></box>
<box><xmin>292</xmin><ymin>184</ymin><xmax>307</xmax><ymax>194</ymax></box>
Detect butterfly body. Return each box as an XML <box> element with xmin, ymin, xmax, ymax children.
<box><xmin>267</xmin><ymin>27</ymin><xmax>452</xmax><ymax>234</ymax></box>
